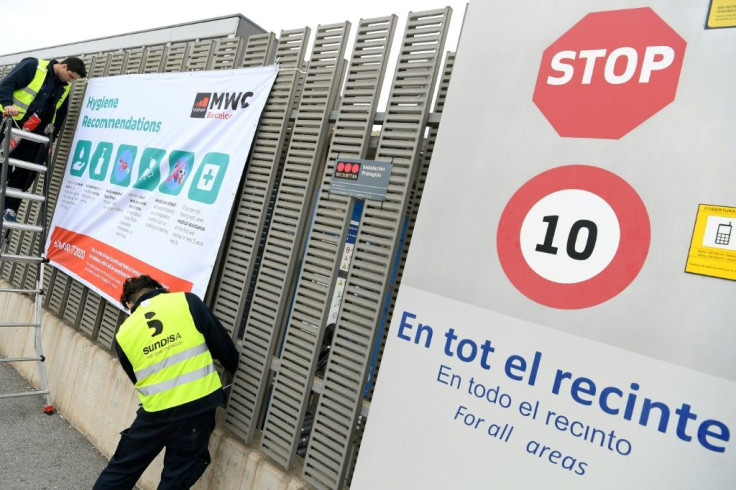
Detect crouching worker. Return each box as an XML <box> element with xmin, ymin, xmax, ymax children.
<box><xmin>93</xmin><ymin>275</ymin><xmax>239</xmax><ymax>490</ymax></box>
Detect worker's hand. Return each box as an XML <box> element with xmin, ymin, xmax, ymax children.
<box><xmin>2</xmin><ymin>105</ymin><xmax>18</xmax><ymax>117</ymax></box>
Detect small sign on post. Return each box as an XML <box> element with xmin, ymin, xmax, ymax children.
<box><xmin>329</xmin><ymin>157</ymin><xmax>392</xmax><ymax>201</ymax></box>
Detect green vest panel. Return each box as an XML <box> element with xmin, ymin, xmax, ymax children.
<box><xmin>116</xmin><ymin>292</ymin><xmax>222</xmax><ymax>412</ymax></box>
<box><xmin>11</xmin><ymin>59</ymin><xmax>70</xmax><ymax>124</ymax></box>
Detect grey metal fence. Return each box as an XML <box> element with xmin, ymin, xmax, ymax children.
<box><xmin>0</xmin><ymin>7</ymin><xmax>462</xmax><ymax>489</ymax></box>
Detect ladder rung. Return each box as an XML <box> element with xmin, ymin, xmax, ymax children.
<box><xmin>10</xmin><ymin>127</ymin><xmax>50</xmax><ymax>145</ymax></box>
<box><xmin>1</xmin><ymin>221</ymin><xmax>43</xmax><ymax>233</ymax></box>
<box><xmin>0</xmin><ymin>356</ymin><xmax>43</xmax><ymax>363</ymax></box>
<box><xmin>0</xmin><ymin>322</ymin><xmax>41</xmax><ymax>328</ymax></box>
<box><xmin>0</xmin><ymin>253</ymin><xmax>43</xmax><ymax>264</ymax></box>
<box><xmin>0</xmin><ymin>390</ymin><xmax>50</xmax><ymax>400</ymax></box>
<box><xmin>0</xmin><ymin>288</ymin><xmax>42</xmax><ymax>294</ymax></box>
<box><xmin>7</xmin><ymin>157</ymin><xmax>47</xmax><ymax>173</ymax></box>
<box><xmin>5</xmin><ymin>187</ymin><xmax>46</xmax><ymax>203</ymax></box>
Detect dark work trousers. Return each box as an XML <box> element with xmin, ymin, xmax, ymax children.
<box><xmin>2</xmin><ymin>138</ymin><xmax>44</xmax><ymax>212</ymax></box>
<box><xmin>92</xmin><ymin>409</ymin><xmax>215</xmax><ymax>490</ymax></box>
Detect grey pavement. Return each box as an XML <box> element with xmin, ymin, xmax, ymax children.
<box><xmin>0</xmin><ymin>363</ymin><xmax>109</xmax><ymax>489</ymax></box>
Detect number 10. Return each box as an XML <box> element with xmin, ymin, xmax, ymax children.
<box><xmin>535</xmin><ymin>215</ymin><xmax>598</xmax><ymax>260</ymax></box>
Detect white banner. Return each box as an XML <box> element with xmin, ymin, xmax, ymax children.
<box><xmin>45</xmin><ymin>66</ymin><xmax>277</xmax><ymax>307</ymax></box>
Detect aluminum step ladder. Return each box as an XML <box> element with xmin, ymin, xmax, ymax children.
<box><xmin>0</xmin><ymin>115</ymin><xmax>55</xmax><ymax>414</ymax></box>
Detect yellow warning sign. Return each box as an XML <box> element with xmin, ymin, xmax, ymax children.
<box><xmin>707</xmin><ymin>0</ymin><xmax>736</xmax><ymax>28</ymax></box>
<box><xmin>685</xmin><ymin>204</ymin><xmax>736</xmax><ymax>280</ymax></box>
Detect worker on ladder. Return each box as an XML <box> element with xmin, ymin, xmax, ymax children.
<box><xmin>0</xmin><ymin>56</ymin><xmax>86</xmax><ymax>222</ymax></box>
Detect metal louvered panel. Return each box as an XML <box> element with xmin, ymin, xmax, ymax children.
<box><xmin>15</xmin><ymin>177</ymin><xmax>46</xmax><ymax>291</ymax></box>
<box><xmin>41</xmin><ymin>266</ymin><xmax>55</xmax><ymax>300</ymax></box>
<box><xmin>123</xmin><ymin>47</ymin><xmax>145</xmax><ymax>74</ymax></box>
<box><xmin>79</xmin><ymin>53</ymin><xmax>94</xmax><ymax>65</ymax></box>
<box><xmin>1</xmin><ymin>188</ymin><xmax>24</xmax><ymax>277</ymax></box>
<box><xmin>97</xmin><ymin>302</ymin><xmax>124</xmax><ymax>350</ymax></box>
<box><xmin>9</xmin><ymin>183</ymin><xmax>45</xmax><ymax>287</ymax></box>
<box><xmin>368</xmin><ymin>52</ymin><xmax>456</xmax><ymax>399</ymax></box>
<box><xmin>89</xmin><ymin>53</ymin><xmax>109</xmax><ymax>78</ymax></box>
<box><xmin>7</xmin><ymin>233</ymin><xmax>25</xmax><ymax>287</ymax></box>
<box><xmin>243</xmin><ymin>33</ymin><xmax>277</xmax><ymax>68</ymax></box>
<box><xmin>1</xmin><ymin>249</ymin><xmax>15</xmax><ymax>281</ymax></box>
<box><xmin>106</xmin><ymin>52</ymin><xmax>126</xmax><ymax>76</ymax></box>
<box><xmin>0</xmin><ymin>188</ymin><xmax>12</xmax><ymax>278</ymax></box>
<box><xmin>346</xmin><ymin>50</ymin><xmax>456</xmax><ymax>488</ymax></box>
<box><xmin>163</xmin><ymin>42</ymin><xmax>189</xmax><ymax>72</ymax></box>
<box><xmin>258</xmin><ymin>21</ymin><xmax>352</xmax><ymax>470</ymax></box>
<box><xmin>62</xmin><ymin>281</ymin><xmax>87</xmax><ymax>328</ymax></box>
<box><xmin>291</xmin><ymin>61</ymin><xmax>308</xmax><ymax>115</ymax></box>
<box><xmin>221</xmin><ymin>27</ymin><xmax>311</xmax><ymax>442</ymax></box>
<box><xmin>46</xmin><ymin>269</ymin><xmax>71</xmax><ymax>317</ymax></box>
<box><xmin>214</xmin><ymin>27</ymin><xmax>310</xmax><ymax>338</ymax></box>
<box><xmin>212</xmin><ymin>37</ymin><xmax>244</xmax><ymax>70</ymax></box>
<box><xmin>79</xmin><ymin>290</ymin><xmax>104</xmax><ymax>338</ymax></box>
<box><xmin>20</xmin><ymin>250</ymin><xmax>40</xmax><ymax>293</ymax></box>
<box><xmin>4</xmin><ymin>179</ymin><xmax>38</xmax><ymax>286</ymax></box>
<box><xmin>304</xmin><ymin>9</ymin><xmax>451</xmax><ymax>489</ymax></box>
<box><xmin>142</xmin><ymin>45</ymin><xmax>167</xmax><ymax>73</ymax></box>
<box><xmin>187</xmin><ymin>40</ymin><xmax>215</xmax><ymax>71</ymax></box>
<box><xmin>433</xmin><ymin>52</ymin><xmax>456</xmax><ymax>115</ymax></box>
<box><xmin>284</xmin><ymin>15</ymin><xmax>398</xmax><ymax>489</ymax></box>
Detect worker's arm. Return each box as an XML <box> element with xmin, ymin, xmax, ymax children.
<box><xmin>0</xmin><ymin>58</ymin><xmax>38</xmax><ymax>116</ymax></box>
<box><xmin>114</xmin><ymin>339</ymin><xmax>138</xmax><ymax>385</ymax></box>
<box><xmin>185</xmin><ymin>292</ymin><xmax>239</xmax><ymax>373</ymax></box>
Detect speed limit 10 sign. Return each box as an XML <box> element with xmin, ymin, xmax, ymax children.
<box><xmin>533</xmin><ymin>7</ymin><xmax>687</xmax><ymax>139</ymax></box>
<box><xmin>497</xmin><ymin>165</ymin><xmax>650</xmax><ymax>309</ymax></box>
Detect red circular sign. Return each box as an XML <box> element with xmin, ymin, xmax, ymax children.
<box><xmin>497</xmin><ymin>165</ymin><xmax>650</xmax><ymax>309</ymax></box>
<box><xmin>533</xmin><ymin>7</ymin><xmax>686</xmax><ymax>139</ymax></box>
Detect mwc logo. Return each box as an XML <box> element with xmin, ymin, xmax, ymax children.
<box><xmin>190</xmin><ymin>91</ymin><xmax>255</xmax><ymax>119</ymax></box>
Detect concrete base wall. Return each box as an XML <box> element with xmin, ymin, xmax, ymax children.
<box><xmin>0</xmin><ymin>285</ymin><xmax>310</xmax><ymax>490</ymax></box>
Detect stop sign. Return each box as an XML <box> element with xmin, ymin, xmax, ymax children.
<box><xmin>533</xmin><ymin>7</ymin><xmax>686</xmax><ymax>139</ymax></box>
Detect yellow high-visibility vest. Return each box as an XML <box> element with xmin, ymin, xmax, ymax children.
<box><xmin>11</xmin><ymin>59</ymin><xmax>70</xmax><ymax>124</ymax></box>
<box><xmin>116</xmin><ymin>292</ymin><xmax>222</xmax><ymax>412</ymax></box>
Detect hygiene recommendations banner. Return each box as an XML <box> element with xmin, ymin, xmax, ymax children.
<box><xmin>45</xmin><ymin>66</ymin><xmax>277</xmax><ymax>308</ymax></box>
<box><xmin>352</xmin><ymin>1</ymin><xmax>736</xmax><ymax>489</ymax></box>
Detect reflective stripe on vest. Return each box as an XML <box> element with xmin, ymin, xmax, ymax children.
<box><xmin>11</xmin><ymin>59</ymin><xmax>70</xmax><ymax>123</ymax></box>
<box><xmin>137</xmin><ymin>363</ymin><xmax>216</xmax><ymax>396</ymax></box>
<box><xmin>116</xmin><ymin>292</ymin><xmax>222</xmax><ymax>412</ymax></box>
<box><xmin>134</xmin><ymin>342</ymin><xmax>209</xmax><ymax>380</ymax></box>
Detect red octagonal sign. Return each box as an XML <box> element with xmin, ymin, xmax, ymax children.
<box><xmin>533</xmin><ymin>8</ymin><xmax>687</xmax><ymax>139</ymax></box>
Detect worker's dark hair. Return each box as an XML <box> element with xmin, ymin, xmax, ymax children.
<box><xmin>120</xmin><ymin>275</ymin><xmax>164</xmax><ymax>309</ymax></box>
<box><xmin>60</xmin><ymin>56</ymin><xmax>86</xmax><ymax>78</ymax></box>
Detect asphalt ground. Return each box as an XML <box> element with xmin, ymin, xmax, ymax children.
<box><xmin>0</xmin><ymin>362</ymin><xmax>109</xmax><ymax>489</ymax></box>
